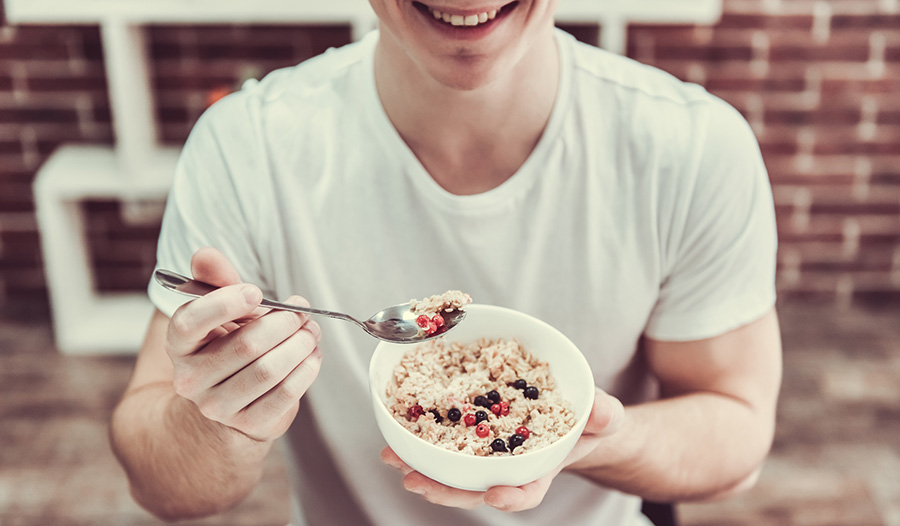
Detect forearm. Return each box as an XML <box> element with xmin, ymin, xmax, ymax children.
<box><xmin>569</xmin><ymin>391</ymin><xmax>774</xmax><ymax>502</ymax></box>
<box><xmin>110</xmin><ymin>382</ymin><xmax>273</xmax><ymax>520</ymax></box>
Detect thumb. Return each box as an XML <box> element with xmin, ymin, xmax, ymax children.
<box><xmin>583</xmin><ymin>387</ymin><xmax>624</xmax><ymax>437</ymax></box>
<box><xmin>190</xmin><ymin>246</ymin><xmax>243</xmax><ymax>287</ymax></box>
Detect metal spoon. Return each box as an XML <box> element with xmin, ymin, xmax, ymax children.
<box><xmin>154</xmin><ymin>269</ymin><xmax>466</xmax><ymax>344</ymax></box>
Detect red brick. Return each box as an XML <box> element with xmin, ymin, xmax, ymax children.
<box><xmin>0</xmin><ymin>182</ymin><xmax>34</xmax><ymax>213</ymax></box>
<box><xmin>769</xmin><ymin>43</ymin><xmax>871</xmax><ymax>63</ymax></box>
<box><xmin>706</xmin><ymin>74</ymin><xmax>807</xmax><ymax>93</ymax></box>
<box><xmin>765</xmin><ymin>107</ymin><xmax>863</xmax><ymax>126</ymax></box>
<box><xmin>810</xmin><ymin>201</ymin><xmax>900</xmax><ymax>216</ymax></box>
<box><xmin>155</xmin><ymin>105</ymin><xmax>191</xmax><ymax>125</ymax></box>
<box><xmin>651</xmin><ymin>44</ymin><xmax>754</xmax><ymax>62</ymax></box>
<box><xmin>871</xmin><ymin>172</ymin><xmax>900</xmax><ymax>186</ymax></box>
<box><xmin>0</xmin><ymin>140</ymin><xmax>22</xmax><ymax>155</ymax></box>
<box><xmin>831</xmin><ymin>14</ymin><xmax>900</xmax><ymax>30</ymax></box>
<box><xmin>0</xmin><ymin>108</ymin><xmax>80</xmax><ymax>124</ymax></box>
<box><xmin>26</xmin><ymin>75</ymin><xmax>108</xmax><ymax>92</ymax></box>
<box><xmin>0</xmin><ymin>232</ymin><xmax>42</xmax><ymax>265</ymax></box>
<box><xmin>154</xmin><ymin>74</ymin><xmax>237</xmax><ymax>91</ymax></box>
<box><xmin>876</xmin><ymin>110</ymin><xmax>900</xmax><ymax>125</ymax></box>
<box><xmin>860</xmin><ymin>233</ymin><xmax>900</xmax><ymax>245</ymax></box>
<box><xmin>715</xmin><ymin>13</ymin><xmax>815</xmax><ymax>31</ymax></box>
<box><xmin>813</xmin><ymin>128</ymin><xmax>900</xmax><ymax>156</ymax></box>
<box><xmin>556</xmin><ymin>24</ymin><xmax>600</xmax><ymax>47</ymax></box>
<box><xmin>0</xmin><ymin>44</ymin><xmax>69</xmax><ymax>60</ymax></box>
<box><xmin>0</xmin><ymin>72</ymin><xmax>13</xmax><ymax>92</ymax></box>
<box><xmin>821</xmin><ymin>78</ymin><xmax>900</xmax><ymax>95</ymax></box>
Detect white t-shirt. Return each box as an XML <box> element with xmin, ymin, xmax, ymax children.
<box><xmin>150</xmin><ymin>29</ymin><xmax>777</xmax><ymax>526</ymax></box>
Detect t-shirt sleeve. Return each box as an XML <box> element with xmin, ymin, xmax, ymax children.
<box><xmin>644</xmin><ymin>97</ymin><xmax>778</xmax><ymax>342</ymax></box>
<box><xmin>148</xmin><ymin>94</ymin><xmax>268</xmax><ymax>318</ymax></box>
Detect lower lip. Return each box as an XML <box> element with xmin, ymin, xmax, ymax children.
<box><xmin>414</xmin><ymin>2</ymin><xmax>516</xmax><ymax>41</ymax></box>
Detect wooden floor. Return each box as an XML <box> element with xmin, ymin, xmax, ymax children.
<box><xmin>1</xmin><ymin>300</ymin><xmax>899</xmax><ymax>526</ymax></box>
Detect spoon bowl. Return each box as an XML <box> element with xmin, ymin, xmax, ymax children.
<box><xmin>154</xmin><ymin>269</ymin><xmax>466</xmax><ymax>344</ymax></box>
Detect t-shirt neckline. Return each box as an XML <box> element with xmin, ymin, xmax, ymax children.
<box><xmin>361</xmin><ymin>29</ymin><xmax>573</xmax><ymax>212</ymax></box>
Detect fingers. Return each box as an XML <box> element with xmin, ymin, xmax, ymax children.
<box><xmin>203</xmin><ymin>318</ymin><xmax>321</xmax><ymax>415</ymax></box>
<box><xmin>380</xmin><ymin>447</ymin><xmax>414</xmax><ymax>475</ymax></box>
<box><xmin>166</xmin><ymin>284</ymin><xmax>263</xmax><ymax>358</ymax></box>
<box><xmin>401</xmin><ymin>472</ymin><xmax>486</xmax><ymax>510</ymax></box>
<box><xmin>185</xmin><ymin>297</ymin><xmax>314</xmax><ymax>389</ymax></box>
<box><xmin>380</xmin><ymin>447</ymin><xmax>486</xmax><ymax>510</ymax></box>
<box><xmin>483</xmin><ymin>474</ymin><xmax>555</xmax><ymax>512</ymax></box>
<box><xmin>190</xmin><ymin>246</ymin><xmax>243</xmax><ymax>287</ymax></box>
<box><xmin>230</xmin><ymin>344</ymin><xmax>324</xmax><ymax>439</ymax></box>
<box><xmin>583</xmin><ymin>387</ymin><xmax>625</xmax><ymax>437</ymax></box>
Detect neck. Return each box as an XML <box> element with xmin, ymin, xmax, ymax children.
<box><xmin>374</xmin><ymin>25</ymin><xmax>559</xmax><ymax>195</ymax></box>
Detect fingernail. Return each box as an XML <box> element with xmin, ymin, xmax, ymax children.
<box><xmin>242</xmin><ymin>285</ymin><xmax>261</xmax><ymax>305</ymax></box>
<box><xmin>403</xmin><ymin>481</ymin><xmax>425</xmax><ymax>494</ymax></box>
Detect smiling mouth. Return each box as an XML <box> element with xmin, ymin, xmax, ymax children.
<box><xmin>413</xmin><ymin>1</ymin><xmax>518</xmax><ymax>28</ymax></box>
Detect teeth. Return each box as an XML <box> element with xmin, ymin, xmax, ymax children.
<box><xmin>429</xmin><ymin>6</ymin><xmax>498</xmax><ymax>27</ymax></box>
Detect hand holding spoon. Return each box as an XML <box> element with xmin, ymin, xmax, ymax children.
<box><xmin>154</xmin><ymin>269</ymin><xmax>466</xmax><ymax>344</ymax></box>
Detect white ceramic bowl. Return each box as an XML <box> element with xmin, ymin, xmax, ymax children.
<box><xmin>369</xmin><ymin>304</ymin><xmax>595</xmax><ymax>491</ymax></box>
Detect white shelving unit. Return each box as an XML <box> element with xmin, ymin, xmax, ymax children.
<box><xmin>6</xmin><ymin>0</ymin><xmax>721</xmax><ymax>355</ymax></box>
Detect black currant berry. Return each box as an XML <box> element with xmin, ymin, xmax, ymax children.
<box><xmin>474</xmin><ymin>395</ymin><xmax>491</xmax><ymax>408</ymax></box>
<box><xmin>491</xmin><ymin>438</ymin><xmax>508</xmax><ymax>452</ymax></box>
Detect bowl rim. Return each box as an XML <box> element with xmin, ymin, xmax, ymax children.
<box><xmin>368</xmin><ymin>303</ymin><xmax>596</xmax><ymax>462</ymax></box>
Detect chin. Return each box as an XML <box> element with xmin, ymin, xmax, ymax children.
<box><xmin>427</xmin><ymin>54</ymin><xmax>508</xmax><ymax>91</ymax></box>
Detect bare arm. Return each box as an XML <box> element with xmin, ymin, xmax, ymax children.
<box><xmin>109</xmin><ymin>248</ymin><xmax>322</xmax><ymax>520</ymax></box>
<box><xmin>568</xmin><ymin>308</ymin><xmax>783</xmax><ymax>501</ymax></box>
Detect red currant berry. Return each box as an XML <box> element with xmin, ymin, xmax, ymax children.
<box><xmin>425</xmin><ymin>319</ymin><xmax>438</xmax><ymax>334</ymax></box>
<box><xmin>432</xmin><ymin>314</ymin><xmax>444</xmax><ymax>328</ymax></box>
<box><xmin>490</xmin><ymin>403</ymin><xmax>501</xmax><ymax>415</ymax></box>
<box><xmin>407</xmin><ymin>405</ymin><xmax>424</xmax><ymax>420</ymax></box>
<box><xmin>475</xmin><ymin>423</ymin><xmax>490</xmax><ymax>438</ymax></box>
<box><xmin>416</xmin><ymin>315</ymin><xmax>430</xmax><ymax>328</ymax></box>
<box><xmin>500</xmin><ymin>401</ymin><xmax>510</xmax><ymax>416</ymax></box>
<box><xmin>515</xmin><ymin>426</ymin><xmax>530</xmax><ymax>439</ymax></box>
<box><xmin>464</xmin><ymin>413</ymin><xmax>477</xmax><ymax>427</ymax></box>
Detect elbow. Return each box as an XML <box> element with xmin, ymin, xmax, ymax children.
<box><xmin>127</xmin><ymin>482</ymin><xmax>231</xmax><ymax>523</ymax></box>
<box><xmin>698</xmin><ymin>465</ymin><xmax>763</xmax><ymax>502</ymax></box>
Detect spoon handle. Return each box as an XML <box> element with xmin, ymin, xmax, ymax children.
<box><xmin>154</xmin><ymin>269</ymin><xmax>363</xmax><ymax>327</ymax></box>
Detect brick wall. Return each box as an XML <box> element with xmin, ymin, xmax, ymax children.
<box><xmin>0</xmin><ymin>1</ymin><xmax>898</xmax><ymax>320</ymax></box>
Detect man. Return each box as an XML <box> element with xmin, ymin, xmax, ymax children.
<box><xmin>110</xmin><ymin>0</ymin><xmax>783</xmax><ymax>524</ymax></box>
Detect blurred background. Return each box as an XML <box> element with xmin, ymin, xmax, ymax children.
<box><xmin>0</xmin><ymin>0</ymin><xmax>898</xmax><ymax>524</ymax></box>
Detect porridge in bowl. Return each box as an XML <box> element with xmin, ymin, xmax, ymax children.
<box><xmin>385</xmin><ymin>337</ymin><xmax>576</xmax><ymax>457</ymax></box>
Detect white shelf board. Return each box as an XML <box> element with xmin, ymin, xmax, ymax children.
<box><xmin>34</xmin><ymin>145</ymin><xmax>176</xmax><ymax>355</ymax></box>
<box><xmin>55</xmin><ymin>293</ymin><xmax>156</xmax><ymax>355</ymax></box>
<box><xmin>7</xmin><ymin>0</ymin><xmax>720</xmax><ymax>26</ymax></box>
<box><xmin>5</xmin><ymin>0</ymin><xmax>376</xmax><ymax>24</ymax></box>
<box><xmin>35</xmin><ymin>144</ymin><xmax>179</xmax><ymax>200</ymax></box>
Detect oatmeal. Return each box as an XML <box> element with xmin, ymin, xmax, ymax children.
<box><xmin>385</xmin><ymin>337</ymin><xmax>576</xmax><ymax>456</ymax></box>
<box><xmin>410</xmin><ymin>290</ymin><xmax>471</xmax><ymax>335</ymax></box>
<box><xmin>410</xmin><ymin>290</ymin><xmax>471</xmax><ymax>317</ymax></box>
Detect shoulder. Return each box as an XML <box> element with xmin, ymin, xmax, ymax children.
<box><xmin>566</xmin><ymin>34</ymin><xmax>715</xmax><ymax>117</ymax></box>
<box><xmin>195</xmin><ymin>32</ymin><xmax>374</xmax><ymax>133</ymax></box>
<box><xmin>563</xmin><ymin>34</ymin><xmax>760</xmax><ymax>180</ymax></box>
